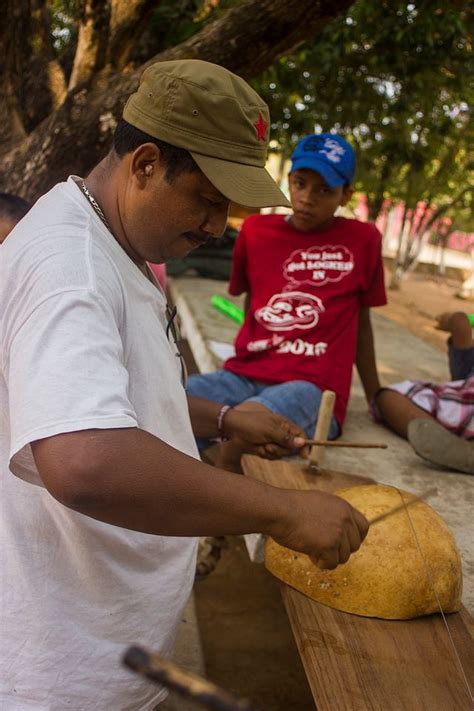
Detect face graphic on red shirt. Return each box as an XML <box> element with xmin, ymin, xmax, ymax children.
<box><xmin>254</xmin><ymin>291</ymin><xmax>325</xmax><ymax>331</ymax></box>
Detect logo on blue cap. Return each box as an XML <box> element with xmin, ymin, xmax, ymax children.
<box><xmin>291</xmin><ymin>134</ymin><xmax>356</xmax><ymax>188</ymax></box>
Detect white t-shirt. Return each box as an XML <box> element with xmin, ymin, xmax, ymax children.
<box><xmin>0</xmin><ymin>178</ymin><xmax>199</xmax><ymax>710</ymax></box>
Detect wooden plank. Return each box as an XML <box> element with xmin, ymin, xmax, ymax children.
<box><xmin>283</xmin><ymin>587</ymin><xmax>473</xmax><ymax>711</ymax></box>
<box><xmin>241</xmin><ymin>454</ymin><xmax>374</xmax><ymax>492</ymax></box>
<box><xmin>241</xmin><ymin>455</ymin><xmax>474</xmax><ymax>710</ymax></box>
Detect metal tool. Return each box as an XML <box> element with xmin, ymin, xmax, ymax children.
<box><xmin>369</xmin><ymin>487</ymin><xmax>438</xmax><ymax>525</ymax></box>
<box><xmin>303</xmin><ymin>439</ymin><xmax>387</xmax><ymax>449</ymax></box>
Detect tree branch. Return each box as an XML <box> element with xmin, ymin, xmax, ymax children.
<box><xmin>423</xmin><ymin>185</ymin><xmax>473</xmax><ymax>232</ymax></box>
<box><xmin>145</xmin><ymin>0</ymin><xmax>354</xmax><ymax>78</ymax></box>
<box><xmin>106</xmin><ymin>0</ymin><xmax>160</xmax><ymax>71</ymax></box>
<box><xmin>0</xmin><ymin>0</ymin><xmax>355</xmax><ymax>200</ymax></box>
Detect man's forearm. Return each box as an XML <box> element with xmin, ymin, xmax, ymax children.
<box><xmin>32</xmin><ymin>427</ymin><xmax>371</xmax><ymax>570</ymax></box>
<box><xmin>32</xmin><ymin>427</ymin><xmax>286</xmax><ymax>538</ymax></box>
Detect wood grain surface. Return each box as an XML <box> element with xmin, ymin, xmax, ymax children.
<box><xmin>241</xmin><ymin>455</ymin><xmax>474</xmax><ymax>710</ymax></box>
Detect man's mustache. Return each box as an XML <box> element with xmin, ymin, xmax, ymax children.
<box><xmin>183</xmin><ymin>232</ymin><xmax>213</xmax><ymax>246</ymax></box>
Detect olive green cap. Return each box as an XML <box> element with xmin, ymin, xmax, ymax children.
<box><xmin>123</xmin><ymin>59</ymin><xmax>290</xmax><ymax>208</ymax></box>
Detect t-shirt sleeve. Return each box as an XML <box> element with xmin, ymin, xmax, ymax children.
<box><xmin>228</xmin><ymin>222</ymin><xmax>249</xmax><ymax>296</ymax></box>
<box><xmin>360</xmin><ymin>226</ymin><xmax>387</xmax><ymax>307</ymax></box>
<box><xmin>3</xmin><ymin>288</ymin><xmax>138</xmax><ymax>474</ymax></box>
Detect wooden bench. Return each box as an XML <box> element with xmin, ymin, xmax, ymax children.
<box><xmin>242</xmin><ymin>454</ymin><xmax>474</xmax><ymax>710</ymax></box>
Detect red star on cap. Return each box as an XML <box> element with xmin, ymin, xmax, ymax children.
<box><xmin>254</xmin><ymin>113</ymin><xmax>268</xmax><ymax>141</ymax></box>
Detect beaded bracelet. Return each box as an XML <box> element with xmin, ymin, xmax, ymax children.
<box><xmin>217</xmin><ymin>405</ymin><xmax>233</xmax><ymax>442</ymax></box>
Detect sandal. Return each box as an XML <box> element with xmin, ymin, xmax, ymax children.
<box><xmin>195</xmin><ymin>536</ymin><xmax>228</xmax><ymax>581</ymax></box>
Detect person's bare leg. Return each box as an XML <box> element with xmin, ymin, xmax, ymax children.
<box><xmin>440</xmin><ymin>312</ymin><xmax>473</xmax><ymax>349</ymax></box>
<box><xmin>215</xmin><ymin>401</ymin><xmax>276</xmax><ymax>473</ymax></box>
<box><xmin>375</xmin><ymin>389</ymin><xmax>434</xmax><ymax>439</ymax></box>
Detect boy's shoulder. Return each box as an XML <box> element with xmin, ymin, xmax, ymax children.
<box><xmin>334</xmin><ymin>216</ymin><xmax>381</xmax><ymax>238</ymax></box>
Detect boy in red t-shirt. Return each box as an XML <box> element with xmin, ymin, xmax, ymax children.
<box><xmin>187</xmin><ymin>134</ymin><xmax>387</xmax><ymax>471</ymax></box>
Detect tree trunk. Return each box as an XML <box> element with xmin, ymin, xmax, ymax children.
<box><xmin>365</xmin><ymin>157</ymin><xmax>390</xmax><ymax>222</ymax></box>
<box><xmin>389</xmin><ymin>184</ymin><xmax>472</xmax><ymax>289</ymax></box>
<box><xmin>0</xmin><ymin>0</ymin><xmax>354</xmax><ymax>201</ymax></box>
<box><xmin>367</xmin><ymin>195</ymin><xmax>384</xmax><ymax>222</ymax></box>
<box><xmin>0</xmin><ymin>0</ymin><xmax>32</xmax><ymax>146</ymax></box>
<box><xmin>389</xmin><ymin>203</ymin><xmax>410</xmax><ymax>290</ymax></box>
<box><xmin>0</xmin><ymin>0</ymin><xmax>68</xmax><ymax>152</ymax></box>
<box><xmin>68</xmin><ymin>0</ymin><xmax>112</xmax><ymax>91</ymax></box>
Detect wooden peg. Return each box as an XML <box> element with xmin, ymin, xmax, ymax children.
<box><xmin>308</xmin><ymin>390</ymin><xmax>336</xmax><ymax>472</ymax></box>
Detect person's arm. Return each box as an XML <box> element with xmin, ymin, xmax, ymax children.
<box><xmin>187</xmin><ymin>394</ymin><xmax>306</xmax><ymax>456</ymax></box>
<box><xmin>355</xmin><ymin>307</ymin><xmax>381</xmax><ymax>403</ymax></box>
<box><xmin>31</xmin><ymin>427</ymin><xmax>368</xmax><ymax>570</ymax></box>
<box><xmin>243</xmin><ymin>291</ymin><xmax>251</xmax><ymax>314</ymax></box>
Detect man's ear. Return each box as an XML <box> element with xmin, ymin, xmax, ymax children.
<box><xmin>340</xmin><ymin>185</ymin><xmax>354</xmax><ymax>206</ymax></box>
<box><xmin>130</xmin><ymin>143</ymin><xmax>162</xmax><ymax>187</ymax></box>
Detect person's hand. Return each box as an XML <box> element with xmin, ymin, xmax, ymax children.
<box><xmin>268</xmin><ymin>488</ymin><xmax>369</xmax><ymax>570</ymax></box>
<box><xmin>224</xmin><ymin>408</ymin><xmax>310</xmax><ymax>459</ymax></box>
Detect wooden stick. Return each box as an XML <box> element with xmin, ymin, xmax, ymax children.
<box><xmin>123</xmin><ymin>646</ymin><xmax>259</xmax><ymax>711</ymax></box>
<box><xmin>303</xmin><ymin>440</ymin><xmax>388</xmax><ymax>449</ymax></box>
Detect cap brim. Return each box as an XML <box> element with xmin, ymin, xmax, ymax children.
<box><xmin>191</xmin><ymin>152</ymin><xmax>291</xmax><ymax>208</ymax></box>
<box><xmin>291</xmin><ymin>157</ymin><xmax>346</xmax><ymax>188</ymax></box>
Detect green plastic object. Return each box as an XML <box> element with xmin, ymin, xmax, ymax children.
<box><xmin>211</xmin><ymin>295</ymin><xmax>245</xmax><ymax>324</ymax></box>
<box><xmin>468</xmin><ymin>314</ymin><xmax>474</xmax><ymax>327</ymax></box>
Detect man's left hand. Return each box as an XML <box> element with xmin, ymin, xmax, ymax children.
<box><xmin>223</xmin><ymin>406</ymin><xmax>309</xmax><ymax>459</ymax></box>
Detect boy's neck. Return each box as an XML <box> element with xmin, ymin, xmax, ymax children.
<box><xmin>287</xmin><ymin>214</ymin><xmax>339</xmax><ymax>233</ymax></box>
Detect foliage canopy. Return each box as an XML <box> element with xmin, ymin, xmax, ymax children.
<box><xmin>256</xmin><ymin>0</ymin><xmax>473</xmax><ymax>227</ymax></box>
<box><xmin>1</xmin><ymin>0</ymin><xmax>472</xmax><ymax>235</ymax></box>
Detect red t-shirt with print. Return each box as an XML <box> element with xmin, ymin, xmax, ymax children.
<box><xmin>224</xmin><ymin>214</ymin><xmax>387</xmax><ymax>426</ymax></box>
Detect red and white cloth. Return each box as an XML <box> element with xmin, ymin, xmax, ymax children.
<box><xmin>384</xmin><ymin>376</ymin><xmax>474</xmax><ymax>439</ymax></box>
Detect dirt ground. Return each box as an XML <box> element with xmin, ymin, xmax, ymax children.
<box><xmin>377</xmin><ymin>272</ymin><xmax>473</xmax><ymax>354</ymax></box>
<box><xmin>192</xmin><ymin>271</ymin><xmax>473</xmax><ymax>710</ymax></box>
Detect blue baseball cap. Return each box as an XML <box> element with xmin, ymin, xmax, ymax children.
<box><xmin>290</xmin><ymin>133</ymin><xmax>356</xmax><ymax>187</ymax></box>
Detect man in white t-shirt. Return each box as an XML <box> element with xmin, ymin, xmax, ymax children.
<box><xmin>0</xmin><ymin>60</ymin><xmax>369</xmax><ymax>710</ymax></box>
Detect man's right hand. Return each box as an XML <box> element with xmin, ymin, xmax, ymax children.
<box><xmin>268</xmin><ymin>488</ymin><xmax>369</xmax><ymax>570</ymax></box>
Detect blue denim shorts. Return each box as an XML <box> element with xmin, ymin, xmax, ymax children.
<box><xmin>186</xmin><ymin>370</ymin><xmax>340</xmax><ymax>450</ymax></box>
